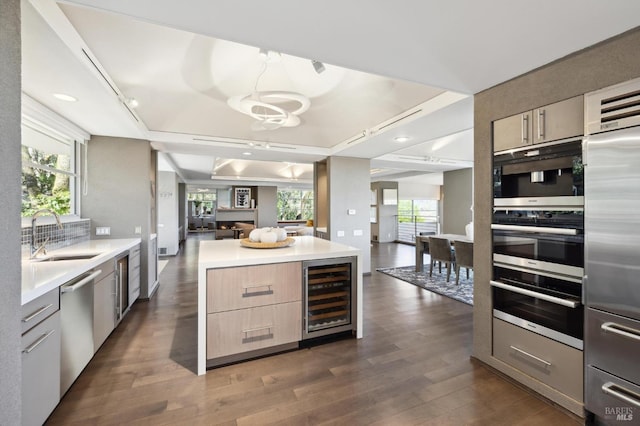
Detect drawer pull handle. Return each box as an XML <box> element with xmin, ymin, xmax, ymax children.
<box><xmin>601</xmin><ymin>322</ymin><xmax>640</xmax><ymax>342</ymax></box>
<box><xmin>602</xmin><ymin>382</ymin><xmax>640</xmax><ymax>408</ymax></box>
<box><xmin>490</xmin><ymin>280</ymin><xmax>580</xmax><ymax>308</ymax></box>
<box><xmin>242</xmin><ymin>284</ymin><xmax>273</xmax><ymax>297</ymax></box>
<box><xmin>22</xmin><ymin>304</ymin><xmax>54</xmax><ymax>323</ymax></box>
<box><xmin>242</xmin><ymin>325</ymin><xmax>274</xmax><ymax>343</ymax></box>
<box><xmin>509</xmin><ymin>345</ymin><xmax>552</xmax><ymax>367</ymax></box>
<box><xmin>23</xmin><ymin>329</ymin><xmax>55</xmax><ymax>354</ymax></box>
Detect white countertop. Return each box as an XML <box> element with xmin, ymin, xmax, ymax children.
<box><xmin>198</xmin><ymin>236</ymin><xmax>360</xmax><ymax>269</ymax></box>
<box><xmin>22</xmin><ymin>238</ymin><xmax>141</xmax><ymax>305</ymax></box>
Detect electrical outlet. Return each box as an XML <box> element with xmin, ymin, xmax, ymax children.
<box><xmin>337</xmin><ymin>230</ymin><xmax>345</xmax><ymax>237</ymax></box>
<box><xmin>347</xmin><ymin>209</ymin><xmax>356</xmax><ymax>215</ymax></box>
<box><xmin>353</xmin><ymin>229</ymin><xmax>363</xmax><ymax>236</ymax></box>
<box><xmin>134</xmin><ymin>226</ymin><xmax>142</xmax><ymax>235</ymax></box>
<box><xmin>96</xmin><ymin>227</ymin><xmax>111</xmax><ymax>236</ymax></box>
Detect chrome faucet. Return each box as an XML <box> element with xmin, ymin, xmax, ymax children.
<box><xmin>30</xmin><ymin>209</ymin><xmax>63</xmax><ymax>259</ymax></box>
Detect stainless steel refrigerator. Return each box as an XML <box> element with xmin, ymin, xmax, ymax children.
<box><xmin>584</xmin><ymin>123</ymin><xmax>640</xmax><ymax>424</ymax></box>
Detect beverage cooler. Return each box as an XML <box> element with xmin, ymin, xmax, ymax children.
<box><xmin>302</xmin><ymin>257</ymin><xmax>356</xmax><ymax>339</ymax></box>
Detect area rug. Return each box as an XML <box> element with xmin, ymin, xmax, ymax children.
<box><xmin>376</xmin><ymin>265</ymin><xmax>474</xmax><ymax>305</ymax></box>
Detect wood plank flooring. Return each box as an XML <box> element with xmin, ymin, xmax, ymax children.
<box><xmin>46</xmin><ymin>236</ymin><xmax>580</xmax><ymax>425</ymax></box>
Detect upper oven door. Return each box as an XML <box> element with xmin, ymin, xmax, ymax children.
<box><xmin>492</xmin><ymin>209</ymin><xmax>584</xmax><ymax>279</ymax></box>
<box><xmin>493</xmin><ymin>139</ymin><xmax>584</xmax><ymax>207</ymax></box>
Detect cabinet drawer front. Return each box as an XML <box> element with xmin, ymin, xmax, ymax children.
<box><xmin>21</xmin><ymin>288</ymin><xmax>59</xmax><ymax>335</ymax></box>
<box><xmin>586</xmin><ymin>308</ymin><xmax>640</xmax><ymax>386</ymax></box>
<box><xmin>493</xmin><ymin>318</ymin><xmax>583</xmax><ymax>402</ymax></box>
<box><xmin>207</xmin><ymin>301</ymin><xmax>301</xmax><ymax>359</ymax></box>
<box><xmin>586</xmin><ymin>365</ymin><xmax>640</xmax><ymax>424</ymax></box>
<box><xmin>22</xmin><ymin>311</ymin><xmax>61</xmax><ymax>426</ymax></box>
<box><xmin>207</xmin><ymin>262</ymin><xmax>301</xmax><ymax>313</ymax></box>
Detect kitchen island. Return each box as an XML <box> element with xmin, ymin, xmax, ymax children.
<box><xmin>197</xmin><ymin>236</ymin><xmax>362</xmax><ymax>375</ymax></box>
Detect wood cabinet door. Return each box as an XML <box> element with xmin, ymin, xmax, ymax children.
<box><xmin>207</xmin><ymin>301</ymin><xmax>301</xmax><ymax>359</ymax></box>
<box><xmin>533</xmin><ymin>95</ymin><xmax>584</xmax><ymax>144</ymax></box>
<box><xmin>207</xmin><ymin>262</ymin><xmax>301</xmax><ymax>313</ymax></box>
<box><xmin>493</xmin><ymin>111</ymin><xmax>533</xmax><ymax>152</ymax></box>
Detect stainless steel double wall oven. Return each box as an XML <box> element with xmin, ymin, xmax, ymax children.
<box><xmin>492</xmin><ymin>139</ymin><xmax>585</xmax><ymax>350</ymax></box>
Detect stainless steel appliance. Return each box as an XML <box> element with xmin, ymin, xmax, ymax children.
<box><xmin>584</xmin><ymin>77</ymin><xmax>640</xmax><ymax>424</ymax></box>
<box><xmin>492</xmin><ymin>209</ymin><xmax>584</xmax><ymax>275</ymax></box>
<box><xmin>492</xmin><ymin>136</ymin><xmax>586</xmax><ymax>350</ymax></box>
<box><xmin>493</xmin><ymin>139</ymin><xmax>583</xmax><ymax>207</ymax></box>
<box><xmin>60</xmin><ymin>269</ymin><xmax>101</xmax><ymax>395</ymax></box>
<box><xmin>115</xmin><ymin>254</ymin><xmax>129</xmax><ymax>323</ymax></box>
<box><xmin>491</xmin><ymin>265</ymin><xmax>583</xmax><ymax>349</ymax></box>
<box><xmin>302</xmin><ymin>257</ymin><xmax>356</xmax><ymax>340</ymax></box>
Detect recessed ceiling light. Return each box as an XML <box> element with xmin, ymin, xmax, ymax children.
<box><xmin>53</xmin><ymin>93</ymin><xmax>77</xmax><ymax>102</ymax></box>
<box><xmin>242</xmin><ymin>151</ymin><xmax>252</xmax><ymax>156</ymax></box>
<box><xmin>125</xmin><ymin>97</ymin><xmax>139</xmax><ymax>108</ymax></box>
<box><xmin>394</xmin><ymin>136</ymin><xmax>410</xmax><ymax>143</ymax></box>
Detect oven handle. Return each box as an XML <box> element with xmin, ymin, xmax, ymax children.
<box><xmin>491</xmin><ymin>224</ymin><xmax>578</xmax><ymax>236</ymax></box>
<box><xmin>490</xmin><ymin>280</ymin><xmax>580</xmax><ymax>308</ymax></box>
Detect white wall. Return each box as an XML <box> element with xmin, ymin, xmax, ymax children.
<box><xmin>328</xmin><ymin>156</ymin><xmax>371</xmax><ymax>273</ymax></box>
<box><xmin>257</xmin><ymin>186</ymin><xmax>277</xmax><ymax>227</ymax></box>
<box><xmin>157</xmin><ymin>171</ymin><xmax>179</xmax><ymax>255</ymax></box>
<box><xmin>370</xmin><ymin>181</ymin><xmax>398</xmax><ymax>243</ymax></box>
<box><xmin>442</xmin><ymin>168</ymin><xmax>473</xmax><ymax>234</ymax></box>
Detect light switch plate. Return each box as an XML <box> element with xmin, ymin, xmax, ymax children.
<box><xmin>337</xmin><ymin>230</ymin><xmax>345</xmax><ymax>237</ymax></box>
<box><xmin>353</xmin><ymin>229</ymin><xmax>363</xmax><ymax>236</ymax></box>
<box><xmin>96</xmin><ymin>226</ymin><xmax>111</xmax><ymax>236</ymax></box>
<box><xmin>347</xmin><ymin>209</ymin><xmax>356</xmax><ymax>215</ymax></box>
<box><xmin>134</xmin><ymin>226</ymin><xmax>142</xmax><ymax>235</ymax></box>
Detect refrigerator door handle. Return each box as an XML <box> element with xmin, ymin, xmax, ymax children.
<box><xmin>490</xmin><ymin>280</ymin><xmax>581</xmax><ymax>308</ymax></box>
<box><xmin>602</xmin><ymin>382</ymin><xmax>640</xmax><ymax>408</ymax></box>
<box><xmin>601</xmin><ymin>322</ymin><xmax>640</xmax><ymax>342</ymax></box>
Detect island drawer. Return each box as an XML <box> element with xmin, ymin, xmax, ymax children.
<box><xmin>21</xmin><ymin>288</ymin><xmax>59</xmax><ymax>335</ymax></box>
<box><xmin>207</xmin><ymin>301</ymin><xmax>301</xmax><ymax>359</ymax></box>
<box><xmin>207</xmin><ymin>262</ymin><xmax>301</xmax><ymax>313</ymax></box>
<box><xmin>493</xmin><ymin>318</ymin><xmax>583</xmax><ymax>402</ymax></box>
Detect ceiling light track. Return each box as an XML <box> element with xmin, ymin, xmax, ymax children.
<box><xmin>81</xmin><ymin>49</ymin><xmax>119</xmax><ymax>97</ymax></box>
<box><xmin>376</xmin><ymin>108</ymin><xmax>423</xmax><ymax>132</ymax></box>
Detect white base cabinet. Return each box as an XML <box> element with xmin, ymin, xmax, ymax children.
<box><xmin>21</xmin><ymin>310</ymin><xmax>60</xmax><ymax>426</ymax></box>
<box><xmin>93</xmin><ymin>260</ymin><xmax>116</xmax><ymax>352</ymax></box>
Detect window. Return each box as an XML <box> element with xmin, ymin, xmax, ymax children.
<box><xmin>397</xmin><ymin>199</ymin><xmax>439</xmax><ymax>243</ymax></box>
<box><xmin>188</xmin><ymin>192</ymin><xmax>217</xmax><ymax>215</ymax></box>
<box><xmin>21</xmin><ymin>124</ymin><xmax>78</xmax><ymax>217</ymax></box>
<box><xmin>277</xmin><ymin>189</ymin><xmax>313</xmax><ymax>220</ymax></box>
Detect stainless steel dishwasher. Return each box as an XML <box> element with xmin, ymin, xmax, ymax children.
<box><xmin>60</xmin><ymin>269</ymin><xmax>101</xmax><ymax>395</ymax></box>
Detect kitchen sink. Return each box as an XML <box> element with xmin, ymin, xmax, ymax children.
<box><xmin>31</xmin><ymin>253</ymin><xmax>101</xmax><ymax>262</ymax></box>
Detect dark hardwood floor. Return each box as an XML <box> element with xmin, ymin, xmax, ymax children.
<box><xmin>47</xmin><ymin>236</ymin><xmax>580</xmax><ymax>425</ymax></box>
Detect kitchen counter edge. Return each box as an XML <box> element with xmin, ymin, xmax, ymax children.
<box><xmin>21</xmin><ymin>238</ymin><xmax>142</xmax><ymax>305</ymax></box>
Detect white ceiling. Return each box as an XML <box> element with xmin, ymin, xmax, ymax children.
<box><xmin>22</xmin><ymin>0</ymin><xmax>640</xmax><ymax>189</ymax></box>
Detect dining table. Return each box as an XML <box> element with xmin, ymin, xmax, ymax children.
<box><xmin>415</xmin><ymin>233</ymin><xmax>472</xmax><ymax>272</ymax></box>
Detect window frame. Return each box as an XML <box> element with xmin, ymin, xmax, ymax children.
<box><xmin>21</xmin><ymin>94</ymin><xmax>90</xmax><ymax>226</ymax></box>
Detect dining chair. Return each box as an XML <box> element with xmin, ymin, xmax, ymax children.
<box><xmin>453</xmin><ymin>240</ymin><xmax>473</xmax><ymax>285</ymax></box>
<box><xmin>428</xmin><ymin>237</ymin><xmax>455</xmax><ymax>282</ymax></box>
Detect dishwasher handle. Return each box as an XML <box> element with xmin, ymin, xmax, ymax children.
<box><xmin>60</xmin><ymin>270</ymin><xmax>102</xmax><ymax>293</ymax></box>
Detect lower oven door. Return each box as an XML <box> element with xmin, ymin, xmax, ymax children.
<box><xmin>491</xmin><ymin>268</ymin><xmax>583</xmax><ymax>349</ymax></box>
